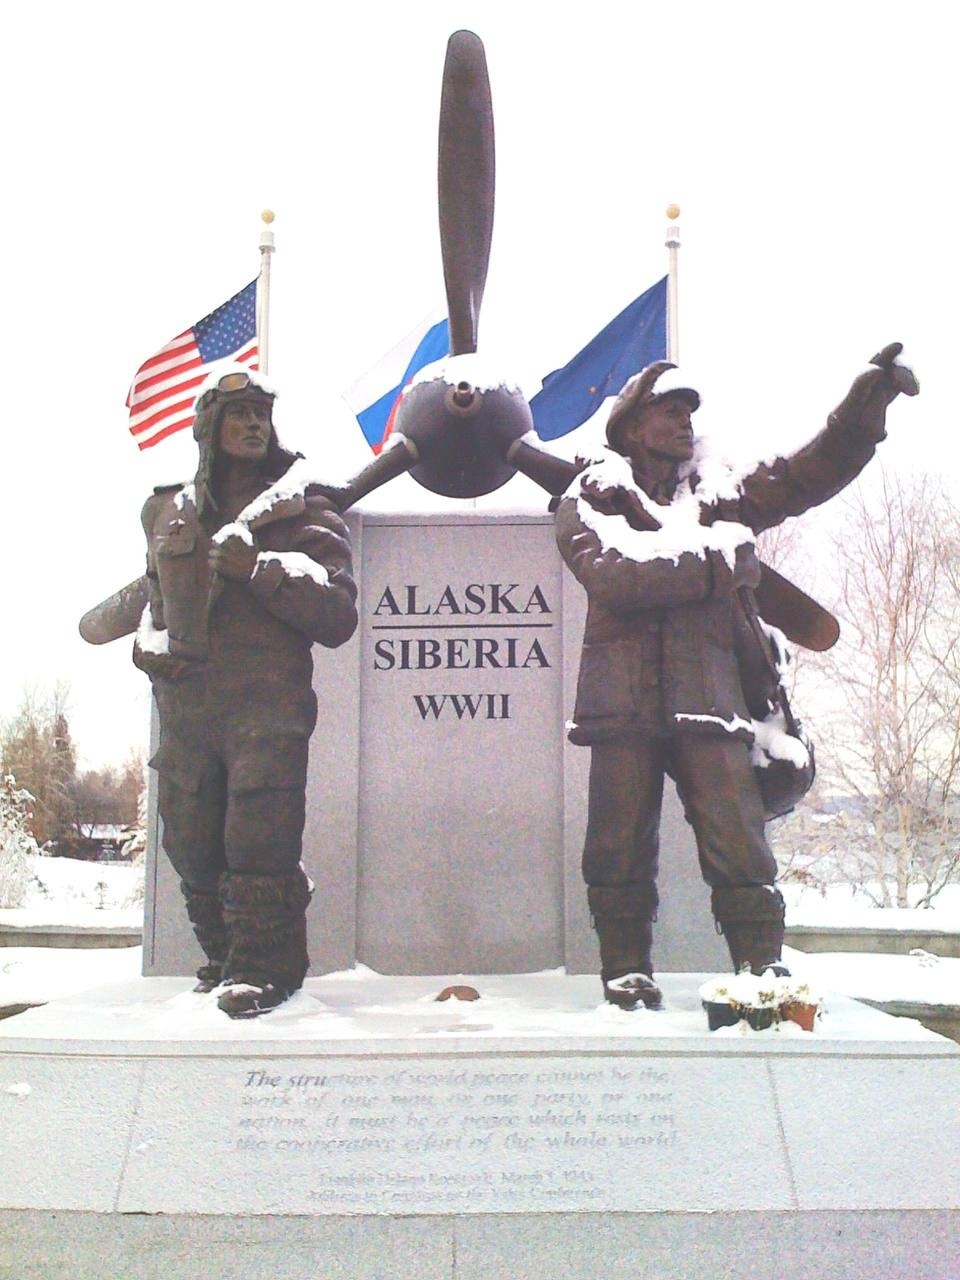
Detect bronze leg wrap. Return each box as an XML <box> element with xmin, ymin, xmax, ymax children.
<box><xmin>180</xmin><ymin>881</ymin><xmax>228</xmax><ymax>986</ymax></box>
<box><xmin>587</xmin><ymin>884</ymin><xmax>659</xmax><ymax>983</ymax></box>
<box><xmin>711</xmin><ymin>884</ymin><xmax>786</xmax><ymax>974</ymax></box>
<box><xmin>220</xmin><ymin>868</ymin><xmax>312</xmax><ymax>993</ymax></box>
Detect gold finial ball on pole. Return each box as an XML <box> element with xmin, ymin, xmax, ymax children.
<box><xmin>261</xmin><ymin>209</ymin><xmax>275</xmax><ymax>225</ymax></box>
<box><xmin>666</xmin><ymin>203</ymin><xmax>681</xmax><ymax>221</ymax></box>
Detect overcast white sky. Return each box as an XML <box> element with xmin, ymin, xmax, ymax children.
<box><xmin>1</xmin><ymin>1</ymin><xmax>955</xmax><ymax>768</ymax></box>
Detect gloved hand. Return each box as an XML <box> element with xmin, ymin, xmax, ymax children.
<box><xmin>209</xmin><ymin>528</ymin><xmax>258</xmax><ymax>582</ymax></box>
<box><xmin>833</xmin><ymin>342</ymin><xmax>919</xmax><ymax>440</ymax></box>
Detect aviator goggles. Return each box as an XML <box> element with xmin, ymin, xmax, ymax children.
<box><xmin>204</xmin><ymin>370</ymin><xmax>274</xmax><ymax>411</ymax></box>
<box><xmin>215</xmin><ymin>371</ymin><xmax>264</xmax><ymax>394</ymax></box>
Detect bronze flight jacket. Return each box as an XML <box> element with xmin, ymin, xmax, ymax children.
<box><xmin>557</xmin><ymin>408</ymin><xmax>884</xmax><ymax>746</ymax></box>
<box><xmin>134</xmin><ymin>476</ymin><xmax>358</xmax><ymax>714</ymax></box>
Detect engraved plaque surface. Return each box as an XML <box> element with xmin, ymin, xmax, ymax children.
<box><xmin>119</xmin><ymin>1052</ymin><xmax>787</xmax><ymax>1215</ymax></box>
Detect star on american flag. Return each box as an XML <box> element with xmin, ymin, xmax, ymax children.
<box><xmin>126</xmin><ymin>281</ymin><xmax>258</xmax><ymax>450</ymax></box>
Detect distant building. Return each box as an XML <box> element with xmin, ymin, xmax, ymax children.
<box><xmin>57</xmin><ymin>824</ymin><xmax>136</xmax><ymax>862</ymax></box>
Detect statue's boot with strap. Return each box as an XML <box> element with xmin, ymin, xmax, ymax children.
<box><xmin>217</xmin><ymin>868</ymin><xmax>311</xmax><ymax>1018</ymax></box>
<box><xmin>180</xmin><ymin>881</ymin><xmax>228</xmax><ymax>993</ymax></box>
<box><xmin>712</xmin><ymin>884</ymin><xmax>787</xmax><ymax>975</ymax></box>
<box><xmin>588</xmin><ymin>884</ymin><xmax>663</xmax><ymax>1010</ymax></box>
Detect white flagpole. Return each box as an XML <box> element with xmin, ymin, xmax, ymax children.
<box><xmin>665</xmin><ymin>203</ymin><xmax>680</xmax><ymax>364</ymax></box>
<box><xmin>257</xmin><ymin>209</ymin><xmax>276</xmax><ymax>376</ymax></box>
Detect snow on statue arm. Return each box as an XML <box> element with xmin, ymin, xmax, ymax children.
<box><xmin>245</xmin><ymin>497</ymin><xmax>358</xmax><ymax>649</ymax></box>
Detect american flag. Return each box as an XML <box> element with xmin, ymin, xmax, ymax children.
<box><xmin>127</xmin><ymin>280</ymin><xmax>258</xmax><ymax>450</ymax></box>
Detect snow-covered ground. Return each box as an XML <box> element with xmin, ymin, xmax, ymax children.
<box><xmin>0</xmin><ymin>853</ymin><xmax>143</xmax><ymax>930</ymax></box>
<box><xmin>0</xmin><ymin>944</ymin><xmax>144</xmax><ymax>1009</ymax></box>
<box><xmin>8</xmin><ymin>854</ymin><xmax>960</xmax><ymax>936</ymax></box>
<box><xmin>2</xmin><ymin>943</ymin><xmax>956</xmax><ymax>1039</ymax></box>
<box><xmin>783</xmin><ymin>948</ymin><xmax>959</xmax><ymax>1008</ymax></box>
<box><xmin>0</xmin><ymin>962</ymin><xmax>946</xmax><ymax>1046</ymax></box>
<box><xmin>1</xmin><ymin>857</ymin><xmax>958</xmax><ymax>1031</ymax></box>
<box><xmin>781</xmin><ymin>880</ymin><xmax>960</xmax><ymax>931</ymax></box>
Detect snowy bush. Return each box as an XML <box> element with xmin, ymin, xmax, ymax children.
<box><xmin>0</xmin><ymin>773</ymin><xmax>40</xmax><ymax>908</ymax></box>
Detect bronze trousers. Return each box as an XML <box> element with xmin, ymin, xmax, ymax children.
<box><xmin>582</xmin><ymin>734</ymin><xmax>777</xmax><ymax>892</ymax></box>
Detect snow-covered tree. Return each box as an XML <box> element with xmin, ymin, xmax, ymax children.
<box><xmin>0</xmin><ymin>685</ymin><xmax>78</xmax><ymax>849</ymax></box>
<box><xmin>0</xmin><ymin>773</ymin><xmax>39</xmax><ymax>908</ymax></box>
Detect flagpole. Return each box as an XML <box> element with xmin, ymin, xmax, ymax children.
<box><xmin>257</xmin><ymin>209</ymin><xmax>275</xmax><ymax>376</ymax></box>
<box><xmin>665</xmin><ymin>203</ymin><xmax>680</xmax><ymax>364</ymax></box>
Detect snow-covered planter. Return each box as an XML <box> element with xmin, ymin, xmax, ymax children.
<box><xmin>699</xmin><ymin>969</ymin><xmax>821</xmax><ymax>1032</ymax></box>
<box><xmin>779</xmin><ymin>980</ymin><xmax>821</xmax><ymax>1032</ymax></box>
<box><xmin>698</xmin><ymin>978</ymin><xmax>741</xmax><ymax>1030</ymax></box>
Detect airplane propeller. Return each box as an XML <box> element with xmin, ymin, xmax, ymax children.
<box><xmin>321</xmin><ymin>29</ymin><xmax>577</xmax><ymax>507</ymax></box>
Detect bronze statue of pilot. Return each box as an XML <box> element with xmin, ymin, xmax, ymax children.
<box><xmin>556</xmin><ymin>346</ymin><xmax>918</xmax><ymax>1009</ymax></box>
<box><xmin>133</xmin><ymin>366</ymin><xmax>357</xmax><ymax>1017</ymax></box>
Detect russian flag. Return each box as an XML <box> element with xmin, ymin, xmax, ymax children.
<box><xmin>345</xmin><ymin>315</ymin><xmax>450</xmax><ymax>453</ymax></box>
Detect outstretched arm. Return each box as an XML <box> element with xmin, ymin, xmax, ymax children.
<box><xmin>740</xmin><ymin>343</ymin><xmax>918</xmax><ymax>533</ymax></box>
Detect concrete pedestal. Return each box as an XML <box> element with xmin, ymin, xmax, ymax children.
<box><xmin>2</xmin><ymin>973</ymin><xmax>958</xmax><ymax>1278</ymax></box>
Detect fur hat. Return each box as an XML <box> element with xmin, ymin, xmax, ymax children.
<box><xmin>605</xmin><ymin>361</ymin><xmax>700</xmax><ymax>453</ymax></box>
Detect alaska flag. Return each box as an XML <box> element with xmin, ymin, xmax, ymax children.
<box><xmin>530</xmin><ymin>277</ymin><xmax>667</xmax><ymax>440</ymax></box>
<box><xmin>350</xmin><ymin>317</ymin><xmax>450</xmax><ymax>453</ymax></box>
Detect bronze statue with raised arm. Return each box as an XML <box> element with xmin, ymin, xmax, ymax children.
<box><xmin>555</xmin><ymin>346</ymin><xmax>918</xmax><ymax>1009</ymax></box>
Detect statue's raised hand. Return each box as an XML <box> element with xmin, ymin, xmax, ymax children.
<box><xmin>835</xmin><ymin>343</ymin><xmax>918</xmax><ymax>440</ymax></box>
<box><xmin>869</xmin><ymin>342</ymin><xmax>920</xmax><ymax>396</ymax></box>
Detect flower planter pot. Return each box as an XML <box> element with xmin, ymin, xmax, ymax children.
<box><xmin>781</xmin><ymin>1000</ymin><xmax>818</xmax><ymax>1032</ymax></box>
<box><xmin>702</xmin><ymin>999</ymin><xmax>741</xmax><ymax>1031</ymax></box>
<box><xmin>742</xmin><ymin>1006</ymin><xmax>778</xmax><ymax>1031</ymax></box>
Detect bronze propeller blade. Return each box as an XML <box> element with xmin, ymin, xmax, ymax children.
<box><xmin>755</xmin><ymin>563</ymin><xmax>840</xmax><ymax>652</ymax></box>
<box><xmin>438</xmin><ymin>30</ymin><xmax>495</xmax><ymax>356</ymax></box>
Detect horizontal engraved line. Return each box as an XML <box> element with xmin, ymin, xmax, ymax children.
<box><xmin>370</xmin><ymin>623</ymin><xmax>555</xmax><ymax>631</ymax></box>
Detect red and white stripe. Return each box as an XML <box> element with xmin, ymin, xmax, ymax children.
<box><xmin>127</xmin><ymin>332</ymin><xmax>258</xmax><ymax>451</ymax></box>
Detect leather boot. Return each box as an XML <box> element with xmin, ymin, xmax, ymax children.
<box><xmin>712</xmin><ymin>884</ymin><xmax>787</xmax><ymax>975</ymax></box>
<box><xmin>588</xmin><ymin>884</ymin><xmax>663</xmax><ymax>1010</ymax></box>
<box><xmin>217</xmin><ymin>868</ymin><xmax>311</xmax><ymax>1018</ymax></box>
<box><xmin>180</xmin><ymin>882</ymin><xmax>228</xmax><ymax>993</ymax></box>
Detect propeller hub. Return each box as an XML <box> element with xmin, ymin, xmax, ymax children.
<box><xmin>447</xmin><ymin>381</ymin><xmax>481</xmax><ymax>415</ymax></box>
<box><xmin>396</xmin><ymin>375</ymin><xmax>532</xmax><ymax>498</ymax></box>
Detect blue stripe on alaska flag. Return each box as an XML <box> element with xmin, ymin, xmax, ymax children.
<box><xmin>354</xmin><ymin>318</ymin><xmax>450</xmax><ymax>452</ymax></box>
<box><xmin>530</xmin><ymin>277</ymin><xmax>667</xmax><ymax>441</ymax></box>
